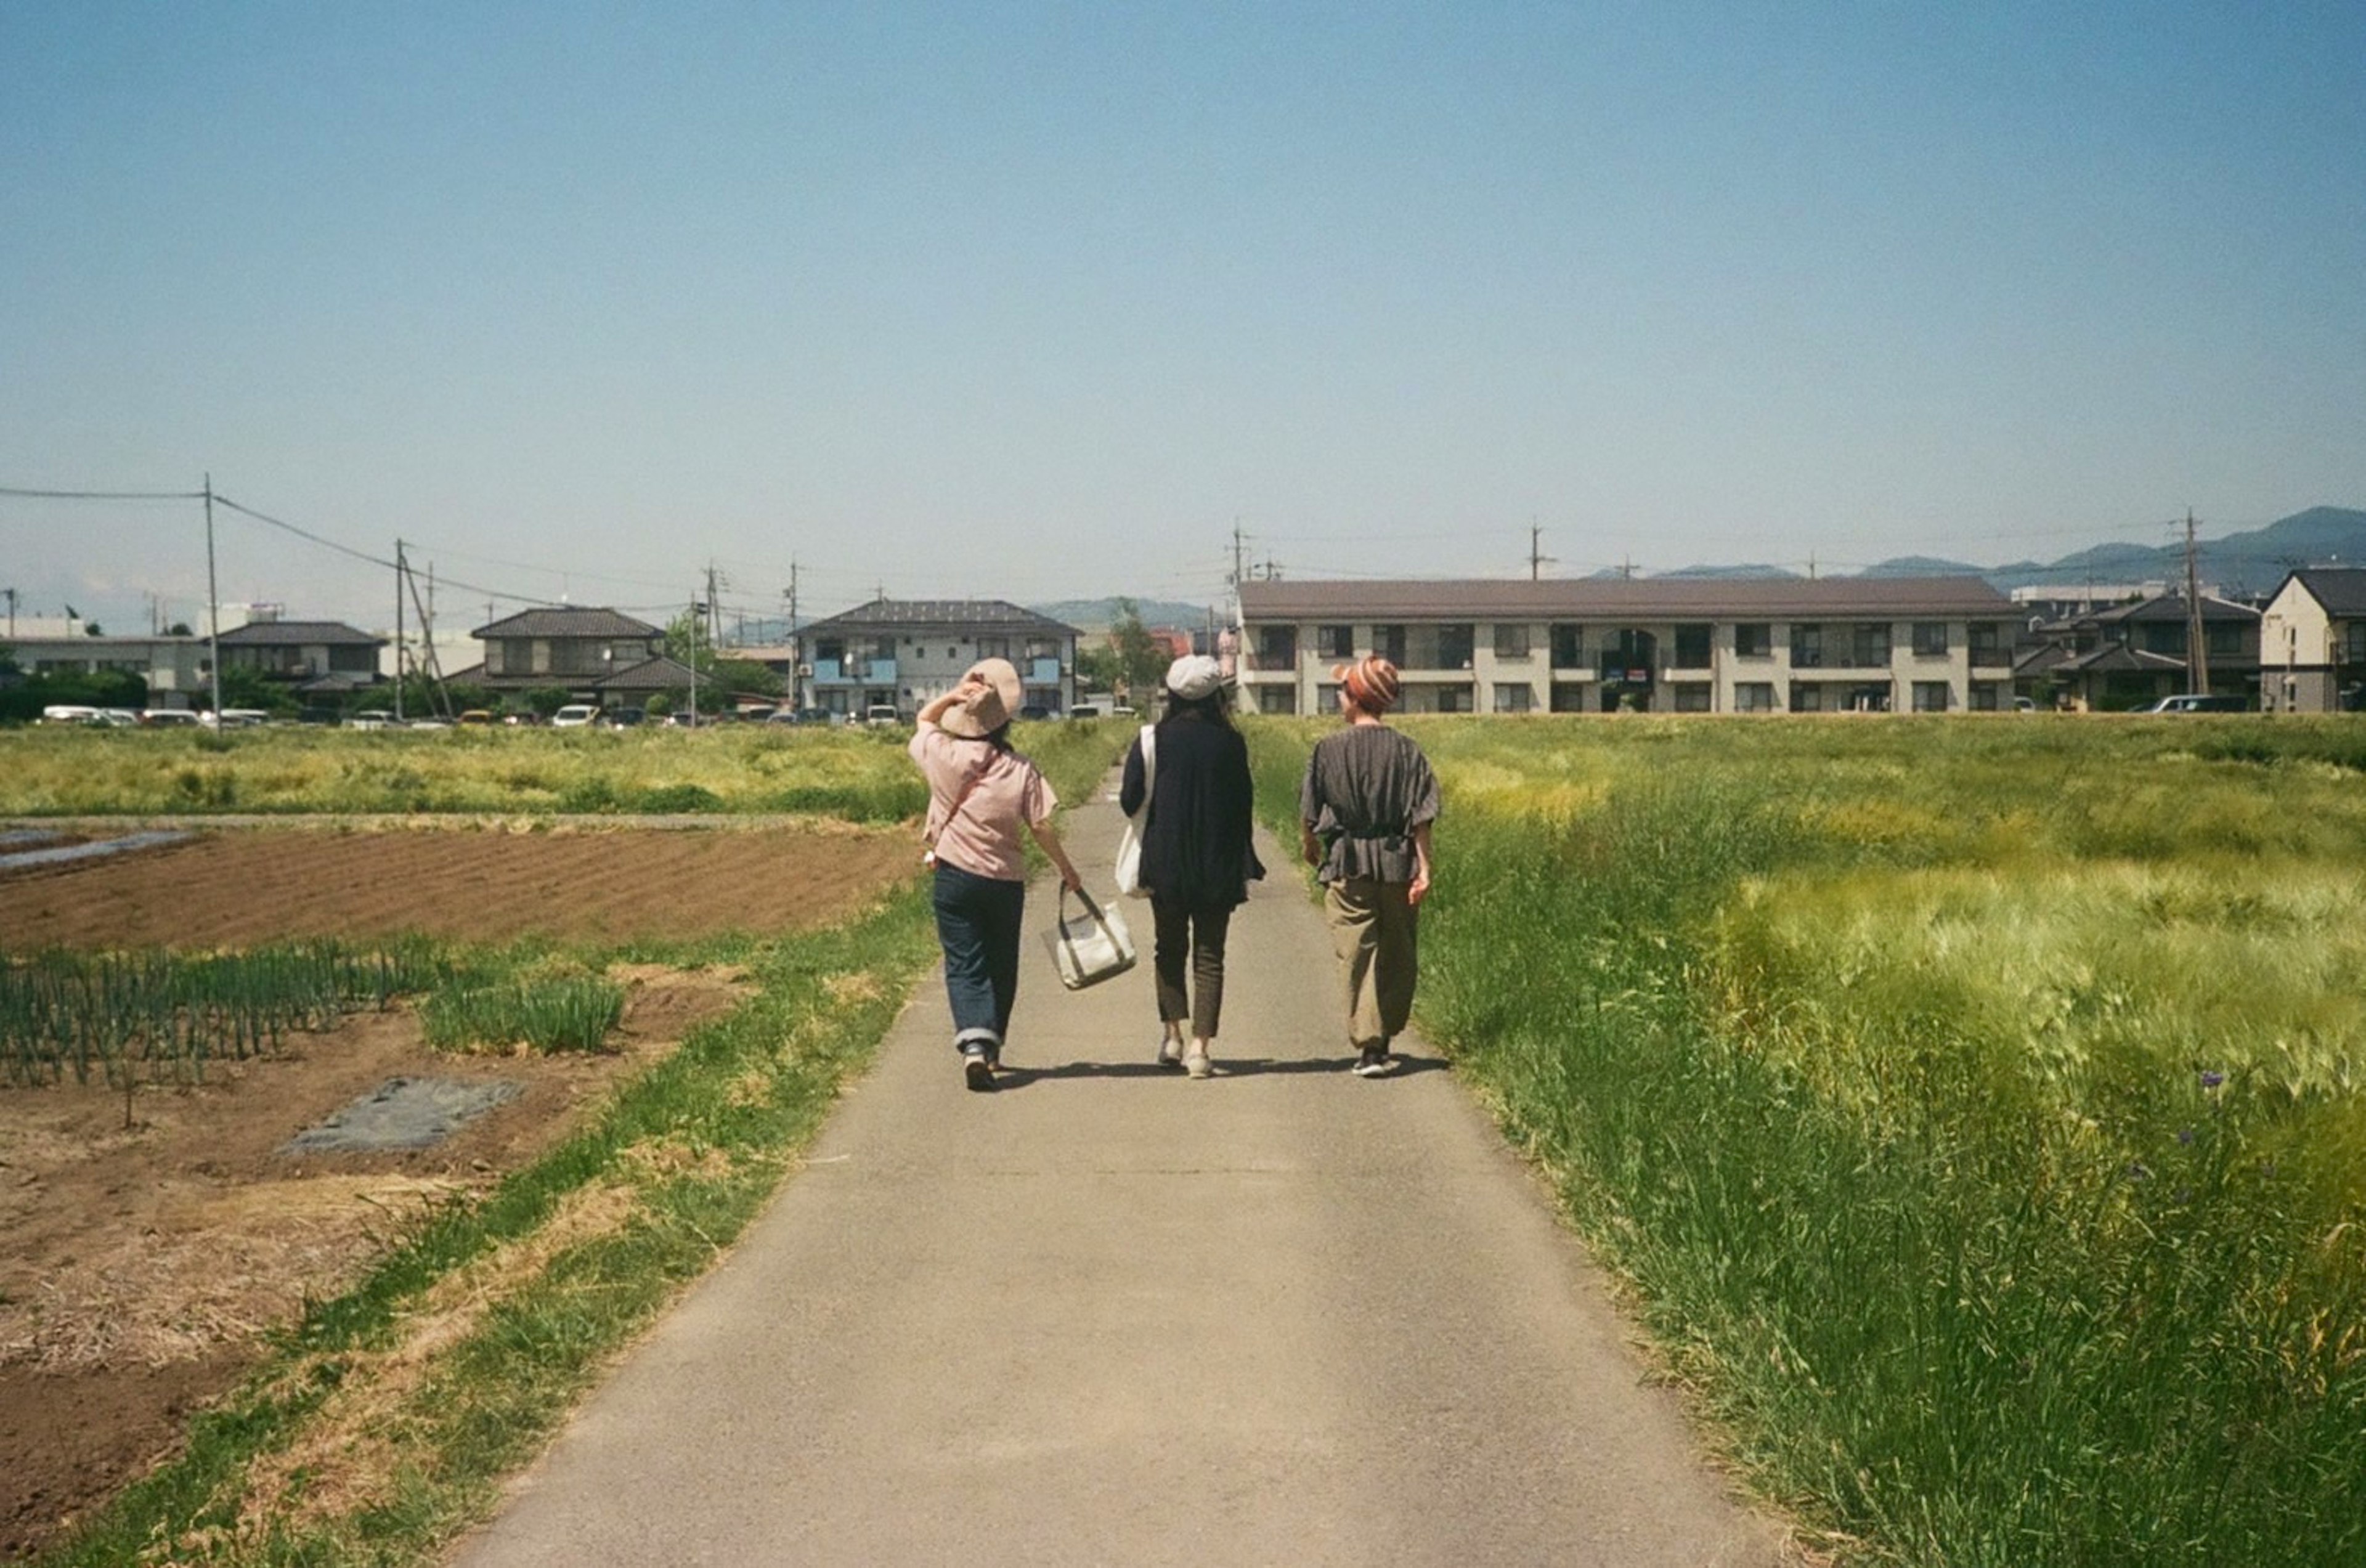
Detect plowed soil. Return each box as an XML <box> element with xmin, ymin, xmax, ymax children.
<box><xmin>0</xmin><ymin>969</ymin><xmax>749</xmax><ymax>1561</ymax></box>
<box><xmin>0</xmin><ymin>822</ymin><xmax>915</xmax><ymax>949</ymax></box>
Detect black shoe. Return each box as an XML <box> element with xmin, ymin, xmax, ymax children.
<box><xmin>1352</xmin><ymin>1044</ymin><xmax>1394</xmax><ymax>1078</ymax></box>
<box><xmin>963</xmin><ymin>1048</ymin><xmax>997</xmax><ymax>1092</ymax></box>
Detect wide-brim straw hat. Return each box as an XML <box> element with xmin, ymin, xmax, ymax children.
<box><xmin>941</xmin><ymin>657</ymin><xmax>1023</xmax><ymax>737</ymax></box>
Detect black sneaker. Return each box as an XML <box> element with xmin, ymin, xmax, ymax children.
<box><xmin>963</xmin><ymin>1047</ymin><xmax>997</xmax><ymax>1092</ymax></box>
<box><xmin>1351</xmin><ymin>1044</ymin><xmax>1394</xmax><ymax>1078</ymax></box>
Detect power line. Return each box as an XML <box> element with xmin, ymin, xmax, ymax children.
<box><xmin>0</xmin><ymin>484</ymin><xmax>206</xmax><ymax>502</ymax></box>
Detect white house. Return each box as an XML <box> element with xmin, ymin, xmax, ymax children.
<box><xmin>2260</xmin><ymin>568</ymin><xmax>2366</xmax><ymax>713</ymax></box>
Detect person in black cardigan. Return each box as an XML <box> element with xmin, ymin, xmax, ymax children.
<box><xmin>1118</xmin><ymin>655</ymin><xmax>1263</xmax><ymax>1079</ymax></box>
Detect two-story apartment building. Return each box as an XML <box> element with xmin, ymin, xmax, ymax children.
<box><xmin>2259</xmin><ymin>568</ymin><xmax>2366</xmax><ymax>713</ymax></box>
<box><xmin>1236</xmin><ymin>577</ymin><xmax>2021</xmax><ymax>715</ymax></box>
<box><xmin>0</xmin><ymin>629</ymin><xmax>210</xmax><ymax>706</ymax></box>
<box><xmin>797</xmin><ymin>599</ymin><xmax>1079</xmax><ymax>720</ymax></box>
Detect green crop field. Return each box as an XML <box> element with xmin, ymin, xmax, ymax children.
<box><xmin>1250</xmin><ymin>714</ymin><xmax>2366</xmax><ymax>1568</ymax></box>
<box><xmin>0</xmin><ymin>717</ymin><xmax>1124</xmax><ymax>819</ymax></box>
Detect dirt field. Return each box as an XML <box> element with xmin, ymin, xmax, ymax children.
<box><xmin>0</xmin><ymin>823</ymin><xmax>921</xmax><ymax>1559</ymax></box>
<box><xmin>0</xmin><ymin>967</ymin><xmax>749</xmax><ymax>1560</ymax></box>
<box><xmin>0</xmin><ymin>821</ymin><xmax>916</xmax><ymax>949</ymax></box>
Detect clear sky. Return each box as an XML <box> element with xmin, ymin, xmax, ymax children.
<box><xmin>4</xmin><ymin>1</ymin><xmax>2361</xmax><ymax>631</ymax></box>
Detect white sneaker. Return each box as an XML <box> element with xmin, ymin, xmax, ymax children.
<box><xmin>1157</xmin><ymin>1036</ymin><xmax>1186</xmax><ymax>1070</ymax></box>
<box><xmin>1184</xmin><ymin>1045</ymin><xmax>1212</xmax><ymax>1079</ymax></box>
<box><xmin>1351</xmin><ymin>1045</ymin><xmax>1394</xmax><ymax>1078</ymax></box>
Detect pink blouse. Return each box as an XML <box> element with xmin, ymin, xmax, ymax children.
<box><xmin>909</xmin><ymin>721</ymin><xmax>1056</xmax><ymax>882</ymax></box>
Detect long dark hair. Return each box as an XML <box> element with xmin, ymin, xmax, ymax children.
<box><xmin>1161</xmin><ymin>689</ymin><xmax>1235</xmax><ymax>730</ymax></box>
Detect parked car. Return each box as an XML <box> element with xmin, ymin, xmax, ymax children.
<box><xmin>1068</xmin><ymin>704</ymin><xmax>1102</xmax><ymax>720</ymax></box>
<box><xmin>550</xmin><ymin>704</ymin><xmax>601</xmax><ymax>728</ymax></box>
<box><xmin>2010</xmin><ymin>696</ymin><xmax>2039</xmax><ymax>713</ymax></box>
<box><xmin>1110</xmin><ymin>704</ymin><xmax>1138</xmax><ymax>718</ymax></box>
<box><xmin>863</xmin><ymin>704</ymin><xmax>904</xmax><ymax>727</ymax></box>
<box><xmin>1017</xmin><ymin>704</ymin><xmax>1053</xmax><ymax>721</ymax></box>
<box><xmin>2139</xmin><ymin>693</ymin><xmax>2246</xmax><ymax>714</ymax></box>
<box><xmin>502</xmin><ymin>710</ymin><xmax>545</xmax><ymax>726</ymax></box>
<box><xmin>345</xmin><ymin>709</ymin><xmax>395</xmax><ymax>730</ymax></box>
<box><xmin>604</xmin><ymin>707</ymin><xmax>646</xmax><ymax>728</ymax></box>
<box><xmin>456</xmin><ymin>709</ymin><xmax>496</xmax><ymax>726</ymax></box>
<box><xmin>139</xmin><ymin>709</ymin><xmax>201</xmax><ymax>727</ymax></box>
<box><xmin>297</xmin><ymin>706</ymin><xmax>344</xmax><ymax>726</ymax></box>
<box><xmin>211</xmin><ymin>708</ymin><xmax>274</xmax><ymax>729</ymax></box>
<box><xmin>736</xmin><ymin>705</ymin><xmax>776</xmax><ymax>725</ymax></box>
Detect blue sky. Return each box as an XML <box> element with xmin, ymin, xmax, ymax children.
<box><xmin>4</xmin><ymin>2</ymin><xmax>2360</xmax><ymax>630</ymax></box>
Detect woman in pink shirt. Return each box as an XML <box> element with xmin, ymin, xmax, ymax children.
<box><xmin>909</xmin><ymin>658</ymin><xmax>1083</xmax><ymax>1092</ymax></box>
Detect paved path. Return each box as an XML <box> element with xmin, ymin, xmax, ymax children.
<box><xmin>454</xmin><ymin>786</ymin><xmax>1787</xmax><ymax>1567</ymax></box>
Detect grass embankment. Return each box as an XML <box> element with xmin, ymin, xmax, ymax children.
<box><xmin>1248</xmin><ymin>715</ymin><xmax>2366</xmax><ymax>1568</ymax></box>
<box><xmin>0</xmin><ymin>718</ymin><xmax>1121</xmax><ymax>818</ymax></box>
<box><xmin>25</xmin><ymin>720</ymin><xmax>1124</xmax><ymax>1566</ymax></box>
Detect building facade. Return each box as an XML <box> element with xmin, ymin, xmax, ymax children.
<box><xmin>2012</xmin><ymin>592</ymin><xmax>2261</xmax><ymax>712</ymax></box>
<box><xmin>2260</xmin><ymin>569</ymin><xmax>2366</xmax><ymax>713</ymax></box>
<box><xmin>798</xmin><ymin>599</ymin><xmax>1079</xmax><ymax>719</ymax></box>
<box><xmin>457</xmin><ymin>607</ymin><xmax>668</xmax><ymax>700</ymax></box>
<box><xmin>0</xmin><ymin>631</ymin><xmax>211</xmax><ymax>706</ymax></box>
<box><xmin>1235</xmin><ymin>577</ymin><xmax>2021</xmax><ymax>715</ymax></box>
<box><xmin>217</xmin><ymin>619</ymin><xmax>387</xmax><ymax>697</ymax></box>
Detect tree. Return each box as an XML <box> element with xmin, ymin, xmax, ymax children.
<box><xmin>664</xmin><ymin>609</ymin><xmax>717</xmax><ymax>675</ymax></box>
<box><xmin>83</xmin><ymin>622</ymin><xmax>104</xmax><ymax>637</ymax></box>
<box><xmin>712</xmin><ymin>657</ymin><xmax>784</xmax><ymax>700</ymax></box>
<box><xmin>166</xmin><ymin>622</ymin><xmax>193</xmax><ymax>636</ymax></box>
<box><xmin>1074</xmin><ymin>643</ymin><xmax>1121</xmax><ymax>694</ymax></box>
<box><xmin>522</xmin><ymin>686</ymin><xmax>572</xmax><ymax>718</ymax></box>
<box><xmin>216</xmin><ymin>667</ymin><xmax>299</xmax><ymax>716</ymax></box>
<box><xmin>1107</xmin><ymin>599</ymin><xmax>1167</xmax><ymax>703</ymax></box>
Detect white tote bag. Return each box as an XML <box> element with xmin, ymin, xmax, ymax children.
<box><xmin>1045</xmin><ymin>887</ymin><xmax>1138</xmax><ymax>991</ymax></box>
<box><xmin>1112</xmin><ymin>723</ymin><xmax>1156</xmax><ymax>899</ymax></box>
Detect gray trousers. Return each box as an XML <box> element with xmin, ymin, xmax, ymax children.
<box><xmin>1322</xmin><ymin>876</ymin><xmax>1419</xmax><ymax>1048</ymax></box>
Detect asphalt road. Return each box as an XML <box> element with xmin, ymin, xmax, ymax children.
<box><xmin>453</xmin><ymin>783</ymin><xmax>1787</xmax><ymax>1567</ymax></box>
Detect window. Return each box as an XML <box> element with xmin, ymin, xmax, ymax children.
<box><xmin>1493</xmin><ymin>682</ymin><xmax>1533</xmax><ymax>713</ymax></box>
<box><xmin>1318</xmin><ymin>624</ymin><xmax>1354</xmax><ymax>659</ymax></box>
<box><xmin>1316</xmin><ymin>683</ymin><xmax>1341</xmax><ymax>710</ymax></box>
<box><xmin>1549</xmin><ymin>624</ymin><xmax>1583</xmax><ymax>667</ymax></box>
<box><xmin>2206</xmin><ymin>622</ymin><xmax>2243</xmax><ymax>658</ymax></box>
<box><xmin>1257</xmin><ymin>625</ymin><xmax>1298</xmax><ymax>666</ymax></box>
<box><xmin>1911</xmin><ymin>622</ymin><xmax>1948</xmax><ymax>657</ymax></box>
<box><xmin>1790</xmin><ymin>624</ymin><xmax>1824</xmax><ymax>668</ymax></box>
<box><xmin>1968</xmin><ymin>622</ymin><xmax>2004</xmax><ymax>664</ymax></box>
<box><xmin>976</xmin><ymin>636</ymin><xmax>1010</xmax><ymax>659</ymax></box>
<box><xmin>872</xmin><ymin>636</ymin><xmax>896</xmax><ymax>661</ymax></box>
<box><xmin>1734</xmin><ymin>623</ymin><xmax>1772</xmax><ymax>659</ymax></box>
<box><xmin>2346</xmin><ymin>624</ymin><xmax>2366</xmax><ymax>664</ymax></box>
<box><xmin>1023</xmin><ymin>638</ymin><xmax>1062</xmax><ymax>662</ymax></box>
<box><xmin>1435</xmin><ymin>684</ymin><xmax>1474</xmax><ymax>713</ymax></box>
<box><xmin>1852</xmin><ymin>624</ymin><xmax>1892</xmax><ymax>668</ymax></box>
<box><xmin>1494</xmin><ymin>624</ymin><xmax>1531</xmax><ymax>660</ymax></box>
<box><xmin>1913</xmin><ymin>681</ymin><xmax>1951</xmax><ymax>712</ymax></box>
<box><xmin>1257</xmin><ymin>685</ymin><xmax>1298</xmax><ymax>715</ymax></box>
<box><xmin>1969</xmin><ymin>682</ymin><xmax>2001</xmax><ymax>712</ymax></box>
<box><xmin>500</xmin><ymin>638</ymin><xmax>537</xmax><ymax>674</ymax></box>
<box><xmin>1789</xmin><ymin>682</ymin><xmax>1823</xmax><ymax>712</ymax></box>
<box><xmin>815</xmin><ymin>638</ymin><xmax>847</xmax><ymax>664</ymax></box>
<box><xmin>1374</xmin><ymin>624</ymin><xmax>1408</xmax><ymax>664</ymax></box>
<box><xmin>1672</xmin><ymin>683</ymin><xmax>1712</xmax><ymax>712</ymax></box>
<box><xmin>1437</xmin><ymin>624</ymin><xmax>1476</xmax><ymax>670</ymax></box>
<box><xmin>1734</xmin><ymin>682</ymin><xmax>1776</xmax><ymax>713</ymax></box>
<box><xmin>1673</xmin><ymin>624</ymin><xmax>1712</xmax><ymax>669</ymax></box>
<box><xmin>2141</xmin><ymin>622</ymin><xmax>2187</xmax><ymax>656</ymax></box>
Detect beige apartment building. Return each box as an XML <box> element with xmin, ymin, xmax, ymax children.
<box><xmin>1235</xmin><ymin>577</ymin><xmax>2020</xmax><ymax>715</ymax></box>
<box><xmin>2259</xmin><ymin>567</ymin><xmax>2366</xmax><ymax>713</ymax></box>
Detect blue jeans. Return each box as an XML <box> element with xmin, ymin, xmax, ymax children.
<box><xmin>932</xmin><ymin>861</ymin><xmax>1026</xmax><ymax>1052</ymax></box>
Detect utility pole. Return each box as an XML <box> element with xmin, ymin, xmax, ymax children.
<box><xmin>4</xmin><ymin>586</ymin><xmax>17</xmax><ymax>638</ymax></box>
<box><xmin>707</xmin><ymin>562</ymin><xmax>723</xmax><ymax>651</ymax></box>
<box><xmin>1529</xmin><ymin>523</ymin><xmax>1555</xmax><ymax>581</ymax></box>
<box><xmin>784</xmin><ymin>559</ymin><xmax>800</xmax><ymax>711</ymax></box>
<box><xmin>393</xmin><ymin>539</ymin><xmax>407</xmax><ymax>722</ymax></box>
<box><xmin>404</xmin><ymin>556</ymin><xmax>452</xmax><ymax>717</ymax></box>
<box><xmin>2184</xmin><ymin>509</ymin><xmax>2211</xmax><ymax>695</ymax></box>
<box><xmin>686</xmin><ymin>595</ymin><xmax>701</xmax><ymax>728</ymax></box>
<box><xmin>203</xmin><ymin>474</ymin><xmax>222</xmax><ymax>719</ymax></box>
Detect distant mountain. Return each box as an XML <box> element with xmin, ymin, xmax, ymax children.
<box><xmin>1859</xmin><ymin>554</ymin><xmax>1986</xmax><ymax>578</ymax></box>
<box><xmin>1972</xmin><ymin>507</ymin><xmax>2366</xmax><ymax>598</ymax></box>
<box><xmin>1030</xmin><ymin>597</ymin><xmax>1220</xmax><ymax>633</ymax></box>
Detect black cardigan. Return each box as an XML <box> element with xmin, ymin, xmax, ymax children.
<box><xmin>1118</xmin><ymin>713</ymin><xmax>1262</xmax><ymax>909</ymax></box>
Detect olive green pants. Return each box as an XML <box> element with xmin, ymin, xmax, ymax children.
<box><xmin>1322</xmin><ymin>876</ymin><xmax>1420</xmax><ymax>1049</ymax></box>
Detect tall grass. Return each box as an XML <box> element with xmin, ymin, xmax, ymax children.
<box><xmin>1248</xmin><ymin>715</ymin><xmax>2366</xmax><ymax>1566</ymax></box>
<box><xmin>0</xmin><ymin>718</ymin><xmax>1116</xmax><ymax>818</ymax></box>
<box><xmin>0</xmin><ymin>939</ymin><xmax>453</xmax><ymax>1087</ymax></box>
<box><xmin>420</xmin><ymin>973</ymin><xmax>627</xmax><ymax>1054</ymax></box>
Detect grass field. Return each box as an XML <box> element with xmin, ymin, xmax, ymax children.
<box><xmin>1250</xmin><ymin>714</ymin><xmax>2366</xmax><ymax>1568</ymax></box>
<box><xmin>0</xmin><ymin>718</ymin><xmax>1123</xmax><ymax>818</ymax></box>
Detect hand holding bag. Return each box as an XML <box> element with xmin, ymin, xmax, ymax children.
<box><xmin>1044</xmin><ymin>885</ymin><xmax>1137</xmax><ymax>990</ymax></box>
<box><xmin>1113</xmin><ymin>723</ymin><xmax>1155</xmax><ymax>898</ymax></box>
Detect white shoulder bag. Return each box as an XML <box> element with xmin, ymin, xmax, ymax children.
<box><xmin>1045</xmin><ymin>886</ymin><xmax>1138</xmax><ymax>990</ymax></box>
<box><xmin>1112</xmin><ymin>723</ymin><xmax>1156</xmax><ymax>898</ymax></box>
